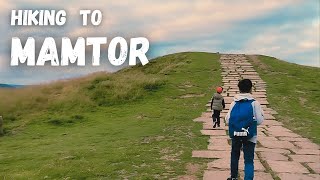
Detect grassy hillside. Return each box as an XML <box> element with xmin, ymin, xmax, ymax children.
<box><xmin>248</xmin><ymin>55</ymin><xmax>320</xmax><ymax>144</ymax></box>
<box><xmin>0</xmin><ymin>52</ymin><xmax>221</xmax><ymax>179</ymax></box>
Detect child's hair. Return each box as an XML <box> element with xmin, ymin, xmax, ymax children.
<box><xmin>238</xmin><ymin>79</ymin><xmax>252</xmax><ymax>93</ymax></box>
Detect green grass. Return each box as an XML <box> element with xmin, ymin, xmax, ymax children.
<box><xmin>0</xmin><ymin>52</ymin><xmax>221</xmax><ymax>179</ymax></box>
<box><xmin>248</xmin><ymin>55</ymin><xmax>320</xmax><ymax>144</ymax></box>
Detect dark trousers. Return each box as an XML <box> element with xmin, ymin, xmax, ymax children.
<box><xmin>231</xmin><ymin>138</ymin><xmax>255</xmax><ymax>180</ymax></box>
<box><xmin>212</xmin><ymin>110</ymin><xmax>221</xmax><ymax>126</ymax></box>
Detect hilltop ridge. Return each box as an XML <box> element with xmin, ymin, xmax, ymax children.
<box><xmin>0</xmin><ymin>52</ymin><xmax>318</xmax><ymax>179</ymax></box>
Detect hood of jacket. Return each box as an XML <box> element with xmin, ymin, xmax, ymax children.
<box><xmin>213</xmin><ymin>93</ymin><xmax>223</xmax><ymax>100</ymax></box>
<box><xmin>234</xmin><ymin>93</ymin><xmax>255</xmax><ymax>101</ymax></box>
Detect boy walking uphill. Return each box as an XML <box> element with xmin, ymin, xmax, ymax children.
<box><xmin>210</xmin><ymin>86</ymin><xmax>225</xmax><ymax>128</ymax></box>
<box><xmin>225</xmin><ymin>79</ymin><xmax>264</xmax><ymax>180</ymax></box>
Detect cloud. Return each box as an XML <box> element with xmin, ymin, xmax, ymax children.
<box><xmin>49</xmin><ymin>0</ymin><xmax>304</xmax><ymax>42</ymax></box>
<box><xmin>0</xmin><ymin>1</ymin><xmax>13</xmax><ymax>10</ymax></box>
<box><xmin>240</xmin><ymin>19</ymin><xmax>319</xmax><ymax>66</ymax></box>
<box><xmin>0</xmin><ymin>53</ymin><xmax>13</xmax><ymax>72</ymax></box>
<box><xmin>128</xmin><ymin>0</ymin><xmax>303</xmax><ymax>41</ymax></box>
<box><xmin>244</xmin><ymin>22</ymin><xmax>318</xmax><ymax>53</ymax></box>
<box><xmin>0</xmin><ymin>56</ymin><xmax>7</xmax><ymax>71</ymax></box>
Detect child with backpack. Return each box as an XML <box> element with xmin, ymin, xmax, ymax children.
<box><xmin>210</xmin><ymin>86</ymin><xmax>225</xmax><ymax>128</ymax></box>
<box><xmin>225</xmin><ymin>79</ymin><xmax>264</xmax><ymax>180</ymax></box>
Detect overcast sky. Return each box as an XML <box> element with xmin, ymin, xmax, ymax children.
<box><xmin>0</xmin><ymin>0</ymin><xmax>319</xmax><ymax>84</ymax></box>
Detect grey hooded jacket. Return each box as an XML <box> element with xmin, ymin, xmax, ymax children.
<box><xmin>211</xmin><ymin>93</ymin><xmax>225</xmax><ymax>111</ymax></box>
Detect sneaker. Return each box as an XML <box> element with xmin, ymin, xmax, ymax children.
<box><xmin>213</xmin><ymin>122</ymin><xmax>217</xmax><ymax>128</ymax></box>
<box><xmin>227</xmin><ymin>178</ymin><xmax>238</xmax><ymax>180</ymax></box>
<box><xmin>217</xmin><ymin>124</ymin><xmax>220</xmax><ymax>127</ymax></box>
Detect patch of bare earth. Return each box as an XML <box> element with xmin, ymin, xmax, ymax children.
<box><xmin>141</xmin><ymin>136</ymin><xmax>165</xmax><ymax>144</ymax></box>
<box><xmin>160</xmin><ymin>148</ymin><xmax>183</xmax><ymax>161</ymax></box>
<box><xmin>179</xmin><ymin>82</ymin><xmax>194</xmax><ymax>88</ymax></box>
<box><xmin>299</xmin><ymin>97</ymin><xmax>307</xmax><ymax>106</ymax></box>
<box><xmin>180</xmin><ymin>94</ymin><xmax>205</xmax><ymax>98</ymax></box>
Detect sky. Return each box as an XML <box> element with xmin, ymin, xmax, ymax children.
<box><xmin>0</xmin><ymin>0</ymin><xmax>319</xmax><ymax>85</ymax></box>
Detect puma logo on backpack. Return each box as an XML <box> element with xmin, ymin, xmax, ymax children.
<box><xmin>228</xmin><ymin>99</ymin><xmax>257</xmax><ymax>139</ymax></box>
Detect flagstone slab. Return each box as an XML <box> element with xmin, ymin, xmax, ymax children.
<box><xmin>266</xmin><ymin>160</ymin><xmax>309</xmax><ymax>173</ymax></box>
<box><xmin>278</xmin><ymin>173</ymin><xmax>320</xmax><ymax>180</ymax></box>
<box><xmin>201</xmin><ymin>112</ymin><xmax>212</xmax><ymax>117</ymax></box>
<box><xmin>228</xmin><ymin>89</ymin><xmax>239</xmax><ymax>92</ymax></box>
<box><xmin>263</xmin><ymin>108</ymin><xmax>278</xmax><ymax>115</ymax></box>
<box><xmin>252</xmin><ymin>92</ymin><xmax>267</xmax><ymax>95</ymax></box>
<box><xmin>209</xmin><ymin>136</ymin><xmax>230</xmax><ymax>141</ymax></box>
<box><xmin>257</xmin><ymin>131</ymin><xmax>268</xmax><ymax>137</ymax></box>
<box><xmin>206</xmin><ymin>126</ymin><xmax>228</xmax><ymax>132</ymax></box>
<box><xmin>254</xmin><ymin>85</ymin><xmax>267</xmax><ymax>88</ymax></box>
<box><xmin>224</xmin><ymin>97</ymin><xmax>234</xmax><ymax>104</ymax></box>
<box><xmin>201</xmin><ymin>130</ymin><xmax>227</xmax><ymax>136</ymax></box>
<box><xmin>252</xmin><ymin>94</ymin><xmax>267</xmax><ymax>98</ymax></box>
<box><xmin>242</xmin><ymin>77</ymin><xmax>261</xmax><ymax>81</ymax></box>
<box><xmin>208</xmin><ymin>145</ymin><xmax>231</xmax><ymax>151</ymax></box>
<box><xmin>244</xmin><ymin>70</ymin><xmax>257</xmax><ymax>73</ymax></box>
<box><xmin>268</xmin><ymin>130</ymin><xmax>301</xmax><ymax>138</ymax></box>
<box><xmin>294</xmin><ymin>141</ymin><xmax>319</xmax><ymax>149</ymax></box>
<box><xmin>239</xmin><ymin>171</ymin><xmax>273</xmax><ymax>180</ymax></box>
<box><xmin>208</xmin><ymin>138</ymin><xmax>230</xmax><ymax>146</ymax></box>
<box><xmin>258</xmin><ymin>136</ymin><xmax>278</xmax><ymax>142</ymax></box>
<box><xmin>220</xmin><ymin>111</ymin><xmax>227</xmax><ymax>116</ymax></box>
<box><xmin>259</xmin><ymin>140</ymin><xmax>295</xmax><ymax>149</ymax></box>
<box><xmin>224</xmin><ymin>85</ymin><xmax>235</xmax><ymax>89</ymax></box>
<box><xmin>263</xmin><ymin>114</ymin><xmax>276</xmax><ymax>120</ymax></box>
<box><xmin>277</xmin><ymin>137</ymin><xmax>311</xmax><ymax>142</ymax></box>
<box><xmin>255</xmin><ymin>97</ymin><xmax>268</xmax><ymax>101</ymax></box>
<box><xmin>192</xmin><ymin>150</ymin><xmax>229</xmax><ymax>159</ymax></box>
<box><xmin>226</xmin><ymin>84</ymin><xmax>239</xmax><ymax>86</ymax></box>
<box><xmin>224</xmin><ymin>105</ymin><xmax>231</xmax><ymax>110</ymax></box>
<box><xmin>228</xmin><ymin>81</ymin><xmax>240</xmax><ymax>84</ymax></box>
<box><xmin>257</xmin><ymin>125</ymin><xmax>268</xmax><ymax>130</ymax></box>
<box><xmin>255</xmin><ymin>148</ymin><xmax>291</xmax><ymax>154</ymax></box>
<box><xmin>291</xmin><ymin>148</ymin><xmax>320</xmax><ymax>155</ymax></box>
<box><xmin>262</xmin><ymin>120</ymin><xmax>283</xmax><ymax>126</ymax></box>
<box><xmin>289</xmin><ymin>155</ymin><xmax>320</xmax><ymax>163</ymax></box>
<box><xmin>255</xmin><ymin>89</ymin><xmax>267</xmax><ymax>92</ymax></box>
<box><xmin>203</xmin><ymin>170</ymin><xmax>230</xmax><ymax>180</ymax></box>
<box><xmin>207</xmin><ymin>158</ymin><xmax>230</xmax><ymax>169</ymax></box>
<box><xmin>243</xmin><ymin>71</ymin><xmax>258</xmax><ymax>74</ymax></box>
<box><xmin>260</xmin><ymin>105</ymin><xmax>268</xmax><ymax>109</ymax></box>
<box><xmin>259</xmin><ymin>100</ymin><xmax>269</xmax><ymax>105</ymax></box>
<box><xmin>260</xmin><ymin>152</ymin><xmax>289</xmax><ymax>161</ymax></box>
<box><xmin>266</xmin><ymin>126</ymin><xmax>292</xmax><ymax>133</ymax></box>
<box><xmin>252</xmin><ymin>172</ymin><xmax>273</xmax><ymax>180</ymax></box>
<box><xmin>221</xmin><ymin>109</ymin><xmax>229</xmax><ymax>113</ymax></box>
<box><xmin>203</xmin><ymin>122</ymin><xmax>212</xmax><ymax>129</ymax></box>
<box><xmin>227</xmin><ymin>93</ymin><xmax>237</xmax><ymax>97</ymax></box>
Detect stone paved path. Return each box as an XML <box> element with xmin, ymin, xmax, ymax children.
<box><xmin>192</xmin><ymin>54</ymin><xmax>320</xmax><ymax>180</ymax></box>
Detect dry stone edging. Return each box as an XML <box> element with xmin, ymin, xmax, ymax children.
<box><xmin>191</xmin><ymin>54</ymin><xmax>320</xmax><ymax>180</ymax></box>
